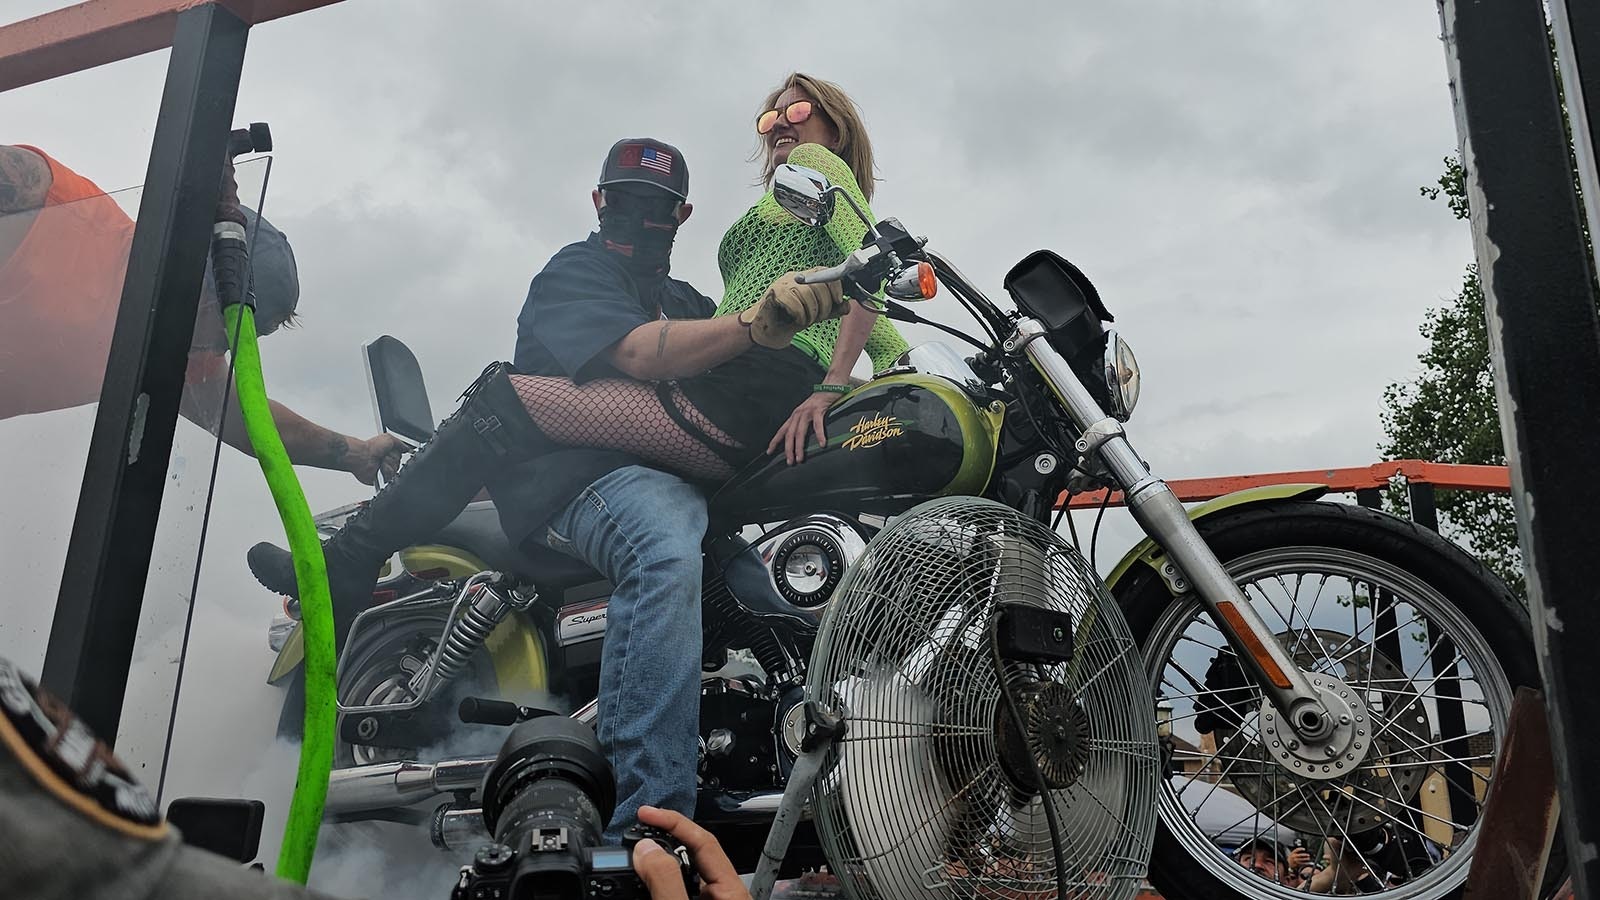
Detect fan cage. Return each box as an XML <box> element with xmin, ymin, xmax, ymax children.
<box><xmin>806</xmin><ymin>497</ymin><xmax>1159</xmax><ymax>900</ymax></box>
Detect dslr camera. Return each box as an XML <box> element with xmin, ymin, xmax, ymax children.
<box><xmin>452</xmin><ymin>716</ymin><xmax>696</xmax><ymax>900</ymax></box>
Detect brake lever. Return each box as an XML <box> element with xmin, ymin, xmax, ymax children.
<box><xmin>795</xmin><ymin>245</ymin><xmax>880</xmax><ymax>285</ymax></box>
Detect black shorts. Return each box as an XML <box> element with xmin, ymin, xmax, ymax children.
<box><xmin>664</xmin><ymin>344</ymin><xmax>824</xmax><ymax>467</ymax></box>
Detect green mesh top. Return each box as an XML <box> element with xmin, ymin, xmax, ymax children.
<box><xmin>715</xmin><ymin>143</ymin><xmax>910</xmax><ymax>373</ymax></box>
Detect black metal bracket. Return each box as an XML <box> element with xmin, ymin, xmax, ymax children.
<box><xmin>40</xmin><ymin>3</ymin><xmax>250</xmax><ymax>744</ymax></box>
<box><xmin>799</xmin><ymin>700</ymin><xmax>845</xmax><ymax>752</ymax></box>
<box><xmin>1440</xmin><ymin>0</ymin><xmax>1600</xmax><ymax>895</ymax></box>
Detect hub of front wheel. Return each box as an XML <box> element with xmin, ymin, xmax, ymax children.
<box><xmin>1259</xmin><ymin>673</ymin><xmax>1373</xmax><ymax>781</ymax></box>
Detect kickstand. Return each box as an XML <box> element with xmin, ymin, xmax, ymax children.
<box><xmin>749</xmin><ymin>702</ymin><xmax>845</xmax><ymax>900</ymax></box>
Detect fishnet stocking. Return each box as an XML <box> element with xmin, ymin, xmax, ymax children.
<box><xmin>507</xmin><ymin>374</ymin><xmax>743</xmax><ymax>480</ymax></box>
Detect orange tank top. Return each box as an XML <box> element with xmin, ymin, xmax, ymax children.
<box><xmin>0</xmin><ymin>146</ymin><xmax>138</xmax><ymax>418</ymax></box>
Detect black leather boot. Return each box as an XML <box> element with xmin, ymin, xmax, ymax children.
<box><xmin>249</xmin><ymin>363</ymin><xmax>549</xmax><ymax>646</ymax></box>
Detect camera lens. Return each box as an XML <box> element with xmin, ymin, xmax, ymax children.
<box><xmin>482</xmin><ymin>716</ymin><xmax>616</xmax><ymax>845</ymax></box>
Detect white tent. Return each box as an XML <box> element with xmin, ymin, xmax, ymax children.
<box><xmin>1168</xmin><ymin>776</ymin><xmax>1297</xmax><ymax>848</ymax></box>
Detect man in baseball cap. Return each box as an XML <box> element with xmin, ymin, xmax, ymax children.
<box><xmin>0</xmin><ymin>144</ymin><xmax>404</xmax><ymax>483</ymax></box>
<box><xmin>494</xmin><ymin>137</ymin><xmax>732</xmax><ymax>838</ymax></box>
<box><xmin>1236</xmin><ymin>837</ymin><xmax>1313</xmax><ymax>889</ymax></box>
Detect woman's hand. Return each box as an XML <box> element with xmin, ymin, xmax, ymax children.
<box><xmin>767</xmin><ymin>392</ymin><xmax>836</xmax><ymax>465</ymax></box>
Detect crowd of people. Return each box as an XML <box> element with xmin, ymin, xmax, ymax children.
<box><xmin>1234</xmin><ymin>827</ymin><xmax>1441</xmax><ymax>894</ymax></box>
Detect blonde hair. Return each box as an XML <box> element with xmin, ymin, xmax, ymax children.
<box><xmin>754</xmin><ymin>72</ymin><xmax>878</xmax><ymax>202</ymax></box>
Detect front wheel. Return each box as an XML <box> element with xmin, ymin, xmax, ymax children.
<box><xmin>1115</xmin><ymin>500</ymin><xmax>1557</xmax><ymax>900</ymax></box>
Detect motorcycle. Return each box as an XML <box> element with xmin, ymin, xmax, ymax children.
<box><xmin>259</xmin><ymin>163</ymin><xmax>1552</xmax><ymax>899</ymax></box>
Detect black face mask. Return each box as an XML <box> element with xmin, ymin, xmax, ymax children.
<box><xmin>598</xmin><ymin>199</ymin><xmax>679</xmax><ymax>280</ymax></box>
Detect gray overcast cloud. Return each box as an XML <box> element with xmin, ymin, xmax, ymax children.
<box><xmin>0</xmin><ymin>1</ymin><xmax>1473</xmax><ymax>886</ymax></box>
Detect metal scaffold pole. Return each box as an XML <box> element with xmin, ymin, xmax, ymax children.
<box><xmin>1439</xmin><ymin>0</ymin><xmax>1600</xmax><ymax>896</ymax></box>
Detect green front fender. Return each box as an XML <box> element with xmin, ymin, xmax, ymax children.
<box><xmin>1101</xmin><ymin>483</ymin><xmax>1330</xmax><ymax>592</ymax></box>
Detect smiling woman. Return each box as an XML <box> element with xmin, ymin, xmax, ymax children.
<box><xmin>713</xmin><ymin>73</ymin><xmax>911</xmax><ymax>465</ymax></box>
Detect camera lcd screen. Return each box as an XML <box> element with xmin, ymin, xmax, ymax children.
<box><xmin>591</xmin><ymin>849</ymin><xmax>631</xmax><ymax>871</ymax></box>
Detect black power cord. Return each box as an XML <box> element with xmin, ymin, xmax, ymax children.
<box><xmin>989</xmin><ymin>614</ymin><xmax>1068</xmax><ymax>900</ymax></box>
<box><xmin>1090</xmin><ymin>487</ymin><xmax>1113</xmax><ymax>572</ymax></box>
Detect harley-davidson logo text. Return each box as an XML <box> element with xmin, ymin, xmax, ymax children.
<box><xmin>844</xmin><ymin>414</ymin><xmax>904</xmax><ymax>451</ymax></box>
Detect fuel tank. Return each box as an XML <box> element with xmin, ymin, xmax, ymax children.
<box><xmin>710</xmin><ymin>373</ymin><xmax>1004</xmax><ymax>524</ymax></box>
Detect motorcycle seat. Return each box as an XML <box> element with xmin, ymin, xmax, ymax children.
<box><xmin>434</xmin><ymin>500</ymin><xmax>604</xmax><ymax>591</ymax></box>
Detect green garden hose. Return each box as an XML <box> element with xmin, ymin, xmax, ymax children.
<box><xmin>222</xmin><ymin>303</ymin><xmax>335</xmax><ymax>884</ymax></box>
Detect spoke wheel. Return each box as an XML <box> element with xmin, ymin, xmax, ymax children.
<box><xmin>1114</xmin><ymin>500</ymin><xmax>1551</xmax><ymax>900</ymax></box>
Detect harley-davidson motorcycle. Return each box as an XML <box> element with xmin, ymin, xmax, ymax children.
<box><xmin>259</xmin><ymin>164</ymin><xmax>1552</xmax><ymax>899</ymax></box>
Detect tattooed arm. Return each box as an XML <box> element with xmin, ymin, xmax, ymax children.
<box><xmin>0</xmin><ymin>146</ymin><xmax>52</xmax><ymax>265</ymax></box>
<box><xmin>249</xmin><ymin>399</ymin><xmax>405</xmax><ymax>485</ymax></box>
<box><xmin>606</xmin><ymin>315</ymin><xmax>755</xmax><ymax>381</ymax></box>
<box><xmin>180</xmin><ymin>375</ymin><xmax>405</xmax><ymax>484</ymax></box>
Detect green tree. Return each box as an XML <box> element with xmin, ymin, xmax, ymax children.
<box><xmin>1379</xmin><ymin>158</ymin><xmax>1525</xmax><ymax>591</ymax></box>
<box><xmin>1382</xmin><ymin>34</ymin><xmax>1595</xmax><ymax>596</ymax></box>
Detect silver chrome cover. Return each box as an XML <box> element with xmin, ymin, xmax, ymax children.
<box><xmin>755</xmin><ymin>514</ymin><xmax>870</xmax><ymax>619</ymax></box>
<box><xmin>555</xmin><ymin>598</ymin><xmax>609</xmax><ymax>646</ymax></box>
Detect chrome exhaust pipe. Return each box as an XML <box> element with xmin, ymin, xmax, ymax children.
<box><xmin>323</xmin><ymin>755</ymin><xmax>495</xmax><ymax>815</ymax></box>
<box><xmin>427</xmin><ymin>792</ymin><xmax>797</xmax><ymax>853</ymax></box>
<box><xmin>431</xmin><ymin>804</ymin><xmax>489</xmax><ymax>851</ymax></box>
<box><xmin>697</xmin><ymin>789</ymin><xmax>800</xmax><ymax>823</ymax></box>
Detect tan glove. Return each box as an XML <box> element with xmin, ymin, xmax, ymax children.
<box><xmin>738</xmin><ymin>268</ymin><xmax>849</xmax><ymax>349</ymax></box>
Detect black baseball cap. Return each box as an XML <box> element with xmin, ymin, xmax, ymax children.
<box><xmin>597</xmin><ymin>137</ymin><xmax>688</xmax><ymax>201</ymax></box>
<box><xmin>1235</xmin><ymin>838</ymin><xmax>1289</xmax><ymax>864</ymax></box>
<box><xmin>202</xmin><ymin>206</ymin><xmax>298</xmax><ymax>334</ymax></box>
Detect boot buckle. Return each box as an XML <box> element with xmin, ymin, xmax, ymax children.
<box><xmin>472</xmin><ymin>415</ymin><xmax>517</xmax><ymax>456</ymax></box>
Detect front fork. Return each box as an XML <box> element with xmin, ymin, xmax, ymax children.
<box><xmin>1009</xmin><ymin>319</ymin><xmax>1336</xmax><ymax>743</ymax></box>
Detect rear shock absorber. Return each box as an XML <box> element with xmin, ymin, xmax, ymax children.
<box><xmin>415</xmin><ymin>575</ymin><xmax>535</xmax><ymax>698</ymax></box>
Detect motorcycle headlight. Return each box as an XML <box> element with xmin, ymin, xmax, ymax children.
<box><xmin>1103</xmin><ymin>330</ymin><xmax>1141</xmax><ymax>421</ymax></box>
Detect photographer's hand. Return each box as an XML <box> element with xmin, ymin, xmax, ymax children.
<box><xmin>635</xmin><ymin>805</ymin><xmax>752</xmax><ymax>900</ymax></box>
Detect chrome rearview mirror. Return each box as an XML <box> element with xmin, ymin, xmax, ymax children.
<box><xmin>773</xmin><ymin>164</ymin><xmax>836</xmax><ymax>227</ymax></box>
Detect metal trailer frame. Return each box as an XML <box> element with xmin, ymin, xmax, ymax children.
<box><xmin>0</xmin><ymin>0</ymin><xmax>344</xmax><ymax>744</ymax></box>
<box><xmin>1439</xmin><ymin>0</ymin><xmax>1600</xmax><ymax>897</ymax></box>
<box><xmin>3</xmin><ymin>1</ymin><xmax>1598</xmax><ymax>895</ymax></box>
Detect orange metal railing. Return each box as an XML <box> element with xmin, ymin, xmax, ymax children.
<box><xmin>1060</xmin><ymin>460</ymin><xmax>1511</xmax><ymax>509</ymax></box>
<box><xmin>0</xmin><ymin>0</ymin><xmax>343</xmax><ymax>93</ymax></box>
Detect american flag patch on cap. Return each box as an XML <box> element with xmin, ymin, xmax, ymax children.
<box><xmin>639</xmin><ymin>146</ymin><xmax>673</xmax><ymax>174</ymax></box>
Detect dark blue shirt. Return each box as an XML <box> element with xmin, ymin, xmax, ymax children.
<box><xmin>490</xmin><ymin>234</ymin><xmax>717</xmax><ymax>545</ymax></box>
<box><xmin>514</xmin><ymin>234</ymin><xmax>715</xmax><ymax>380</ymax></box>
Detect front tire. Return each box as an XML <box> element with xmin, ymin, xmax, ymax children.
<box><xmin>1114</xmin><ymin>500</ymin><xmax>1556</xmax><ymax>900</ymax></box>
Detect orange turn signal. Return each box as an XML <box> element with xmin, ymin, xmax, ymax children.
<box><xmin>917</xmin><ymin>261</ymin><xmax>938</xmax><ymax>298</ymax></box>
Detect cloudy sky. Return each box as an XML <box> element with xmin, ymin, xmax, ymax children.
<box><xmin>0</xmin><ymin>0</ymin><xmax>1476</xmax><ymax>889</ymax></box>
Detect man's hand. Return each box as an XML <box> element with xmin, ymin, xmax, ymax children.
<box><xmin>633</xmin><ymin>805</ymin><xmax>750</xmax><ymax>900</ymax></box>
<box><xmin>1287</xmin><ymin>847</ymin><xmax>1311</xmax><ymax>869</ymax></box>
<box><xmin>345</xmin><ymin>434</ymin><xmax>406</xmax><ymax>485</ymax></box>
<box><xmin>1287</xmin><ymin>846</ymin><xmax>1314</xmax><ymax>886</ymax></box>
<box><xmin>737</xmin><ymin>269</ymin><xmax>848</xmax><ymax>349</ymax></box>
<box><xmin>767</xmin><ymin>392</ymin><xmax>837</xmax><ymax>465</ymax></box>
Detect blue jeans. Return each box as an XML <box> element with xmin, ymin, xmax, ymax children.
<box><xmin>543</xmin><ymin>466</ymin><xmax>706</xmax><ymax>840</ymax></box>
